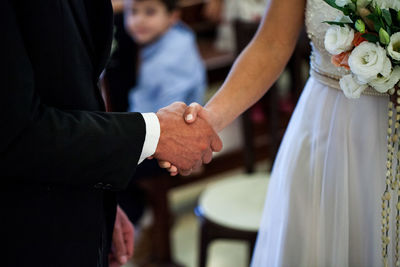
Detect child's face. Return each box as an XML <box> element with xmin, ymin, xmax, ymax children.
<box><xmin>124</xmin><ymin>0</ymin><xmax>177</xmax><ymax>45</ymax></box>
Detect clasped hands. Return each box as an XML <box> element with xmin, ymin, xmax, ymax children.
<box><xmin>152</xmin><ymin>102</ymin><xmax>220</xmax><ymax>176</ymax></box>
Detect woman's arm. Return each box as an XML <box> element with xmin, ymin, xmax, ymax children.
<box><xmin>162</xmin><ymin>0</ymin><xmax>307</xmax><ymax>176</ymax></box>
<box><xmin>201</xmin><ymin>0</ymin><xmax>306</xmax><ymax>132</ymax></box>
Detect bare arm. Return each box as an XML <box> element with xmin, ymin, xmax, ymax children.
<box><xmin>204</xmin><ymin>0</ymin><xmax>306</xmax><ymax>132</ymax></box>
<box><xmin>161</xmin><ymin>0</ymin><xmax>307</xmax><ymax>176</ymax></box>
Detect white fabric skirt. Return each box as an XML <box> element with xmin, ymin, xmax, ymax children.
<box><xmin>251</xmin><ymin>77</ymin><xmax>391</xmax><ymax>267</ymax></box>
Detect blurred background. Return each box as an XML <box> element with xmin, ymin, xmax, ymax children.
<box><xmin>104</xmin><ymin>0</ymin><xmax>311</xmax><ymax>266</ymax></box>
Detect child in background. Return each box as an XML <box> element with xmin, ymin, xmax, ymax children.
<box><xmin>124</xmin><ymin>0</ymin><xmax>206</xmax><ymax>113</ymax></box>
<box><xmin>118</xmin><ymin>2</ymin><xmax>206</xmax><ymax>261</ymax></box>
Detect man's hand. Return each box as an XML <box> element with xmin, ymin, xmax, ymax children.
<box><xmin>109</xmin><ymin>206</ymin><xmax>134</xmax><ymax>267</ymax></box>
<box><xmin>157</xmin><ymin>102</ymin><xmax>220</xmax><ymax>176</ymax></box>
<box><xmin>154</xmin><ymin>102</ymin><xmax>222</xmax><ymax>176</ymax></box>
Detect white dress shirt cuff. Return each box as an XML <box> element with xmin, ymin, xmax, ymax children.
<box><xmin>138</xmin><ymin>113</ymin><xmax>160</xmax><ymax>164</ymax></box>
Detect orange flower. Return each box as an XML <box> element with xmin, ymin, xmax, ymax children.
<box><xmin>331</xmin><ymin>51</ymin><xmax>351</xmax><ymax>70</ymax></box>
<box><xmin>353</xmin><ymin>32</ymin><xmax>367</xmax><ymax>47</ymax></box>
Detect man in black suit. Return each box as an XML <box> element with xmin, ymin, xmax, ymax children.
<box><xmin>0</xmin><ymin>0</ymin><xmax>222</xmax><ymax>266</ymax></box>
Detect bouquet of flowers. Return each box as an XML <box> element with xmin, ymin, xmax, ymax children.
<box><xmin>323</xmin><ymin>0</ymin><xmax>400</xmax><ymax>98</ymax></box>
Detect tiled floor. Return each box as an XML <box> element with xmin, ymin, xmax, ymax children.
<box><xmin>124</xmin><ymin>161</ymin><xmax>270</xmax><ymax>267</ymax></box>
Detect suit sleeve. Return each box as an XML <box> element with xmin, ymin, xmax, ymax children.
<box><xmin>0</xmin><ymin>0</ymin><xmax>145</xmax><ymax>190</ymax></box>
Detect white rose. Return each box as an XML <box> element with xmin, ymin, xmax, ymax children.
<box><xmin>324</xmin><ymin>25</ymin><xmax>355</xmax><ymax>55</ymax></box>
<box><xmin>339</xmin><ymin>74</ymin><xmax>369</xmax><ymax>98</ymax></box>
<box><xmin>336</xmin><ymin>0</ymin><xmax>352</xmax><ymax>7</ymax></box>
<box><xmin>369</xmin><ymin>66</ymin><xmax>400</xmax><ymax>93</ymax></box>
<box><xmin>373</xmin><ymin>0</ymin><xmax>400</xmax><ymax>10</ymax></box>
<box><xmin>348</xmin><ymin>42</ymin><xmax>392</xmax><ymax>83</ymax></box>
<box><xmin>388</xmin><ymin>32</ymin><xmax>400</xmax><ymax>61</ymax></box>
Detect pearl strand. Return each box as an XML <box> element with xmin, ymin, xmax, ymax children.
<box><xmin>382</xmin><ymin>95</ymin><xmax>393</xmax><ymax>267</ymax></box>
<box><xmin>382</xmin><ymin>87</ymin><xmax>400</xmax><ymax>267</ymax></box>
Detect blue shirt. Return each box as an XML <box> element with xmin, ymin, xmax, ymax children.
<box><xmin>128</xmin><ymin>22</ymin><xmax>206</xmax><ymax>113</ymax></box>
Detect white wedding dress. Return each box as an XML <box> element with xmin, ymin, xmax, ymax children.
<box><xmin>251</xmin><ymin>0</ymin><xmax>392</xmax><ymax>266</ymax></box>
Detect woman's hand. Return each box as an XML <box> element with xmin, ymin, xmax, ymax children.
<box><xmin>183</xmin><ymin>103</ymin><xmax>217</xmax><ymax>129</ymax></box>
<box><xmin>158</xmin><ymin>160</ymin><xmax>179</xmax><ymax>176</ymax></box>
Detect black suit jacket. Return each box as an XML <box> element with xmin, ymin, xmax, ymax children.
<box><xmin>0</xmin><ymin>0</ymin><xmax>146</xmax><ymax>266</ymax></box>
<box><xmin>105</xmin><ymin>13</ymin><xmax>138</xmax><ymax>112</ymax></box>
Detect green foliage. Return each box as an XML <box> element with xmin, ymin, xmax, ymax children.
<box><xmin>373</xmin><ymin>4</ymin><xmax>382</xmax><ymax>16</ymax></box>
<box><xmin>382</xmin><ymin>9</ymin><xmax>392</xmax><ymax>26</ymax></box>
<box><xmin>322</xmin><ymin>0</ymin><xmax>346</xmax><ymax>11</ymax></box>
<box><xmin>323</xmin><ymin>21</ymin><xmax>353</xmax><ymax>27</ymax></box>
<box><xmin>362</xmin><ymin>33</ymin><xmax>379</xmax><ymax>43</ymax></box>
<box><xmin>322</xmin><ymin>0</ymin><xmax>356</xmax><ymax>16</ymax></box>
<box><xmin>367</xmin><ymin>13</ymin><xmax>384</xmax><ymax>32</ymax></box>
<box><xmin>322</xmin><ymin>0</ymin><xmax>400</xmax><ymax>46</ymax></box>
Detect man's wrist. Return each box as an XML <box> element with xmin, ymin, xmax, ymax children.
<box><xmin>138</xmin><ymin>113</ymin><xmax>160</xmax><ymax>164</ymax></box>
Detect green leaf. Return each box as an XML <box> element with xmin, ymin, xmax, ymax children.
<box><xmin>322</xmin><ymin>0</ymin><xmax>346</xmax><ymax>11</ymax></box>
<box><xmin>337</xmin><ymin>15</ymin><xmax>354</xmax><ymax>23</ymax></box>
<box><xmin>382</xmin><ymin>9</ymin><xmax>392</xmax><ymax>26</ymax></box>
<box><xmin>386</xmin><ymin>25</ymin><xmax>392</xmax><ymax>36</ymax></box>
<box><xmin>367</xmin><ymin>13</ymin><xmax>383</xmax><ymax>32</ymax></box>
<box><xmin>392</xmin><ymin>25</ymin><xmax>400</xmax><ymax>31</ymax></box>
<box><xmin>374</xmin><ymin>4</ymin><xmax>382</xmax><ymax>16</ymax></box>
<box><xmin>389</xmin><ymin>9</ymin><xmax>399</xmax><ymax>26</ymax></box>
<box><xmin>322</xmin><ymin>21</ymin><xmax>352</xmax><ymax>26</ymax></box>
<box><xmin>347</xmin><ymin>3</ymin><xmax>356</xmax><ymax>12</ymax></box>
<box><xmin>362</xmin><ymin>33</ymin><xmax>379</xmax><ymax>43</ymax></box>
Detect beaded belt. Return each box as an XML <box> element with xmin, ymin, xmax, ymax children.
<box><xmin>309</xmin><ymin>63</ymin><xmax>389</xmax><ymax>97</ymax></box>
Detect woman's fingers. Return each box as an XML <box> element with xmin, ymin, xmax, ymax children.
<box><xmin>184</xmin><ymin>102</ymin><xmax>203</xmax><ymax>124</ymax></box>
<box><xmin>158</xmin><ymin>160</ymin><xmax>171</xmax><ymax>169</ymax></box>
<box><xmin>158</xmin><ymin>160</ymin><xmax>179</xmax><ymax>176</ymax></box>
<box><xmin>168</xmin><ymin>165</ymin><xmax>178</xmax><ymax>173</ymax></box>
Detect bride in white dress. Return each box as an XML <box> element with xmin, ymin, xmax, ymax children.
<box><xmin>250</xmin><ymin>1</ymin><xmax>387</xmax><ymax>266</ymax></box>
<box><xmin>162</xmin><ymin>0</ymin><xmax>394</xmax><ymax>265</ymax></box>
<box><xmin>250</xmin><ymin>1</ymin><xmax>388</xmax><ymax>266</ymax></box>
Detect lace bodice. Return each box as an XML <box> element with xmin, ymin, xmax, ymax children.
<box><xmin>305</xmin><ymin>0</ymin><xmax>350</xmax><ymax>79</ymax></box>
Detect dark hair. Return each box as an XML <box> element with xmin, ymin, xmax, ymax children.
<box><xmin>161</xmin><ymin>0</ymin><xmax>178</xmax><ymax>11</ymax></box>
<box><xmin>135</xmin><ymin>0</ymin><xmax>178</xmax><ymax>11</ymax></box>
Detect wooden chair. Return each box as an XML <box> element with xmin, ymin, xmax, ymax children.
<box><xmin>195</xmin><ymin>173</ymin><xmax>269</xmax><ymax>267</ymax></box>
